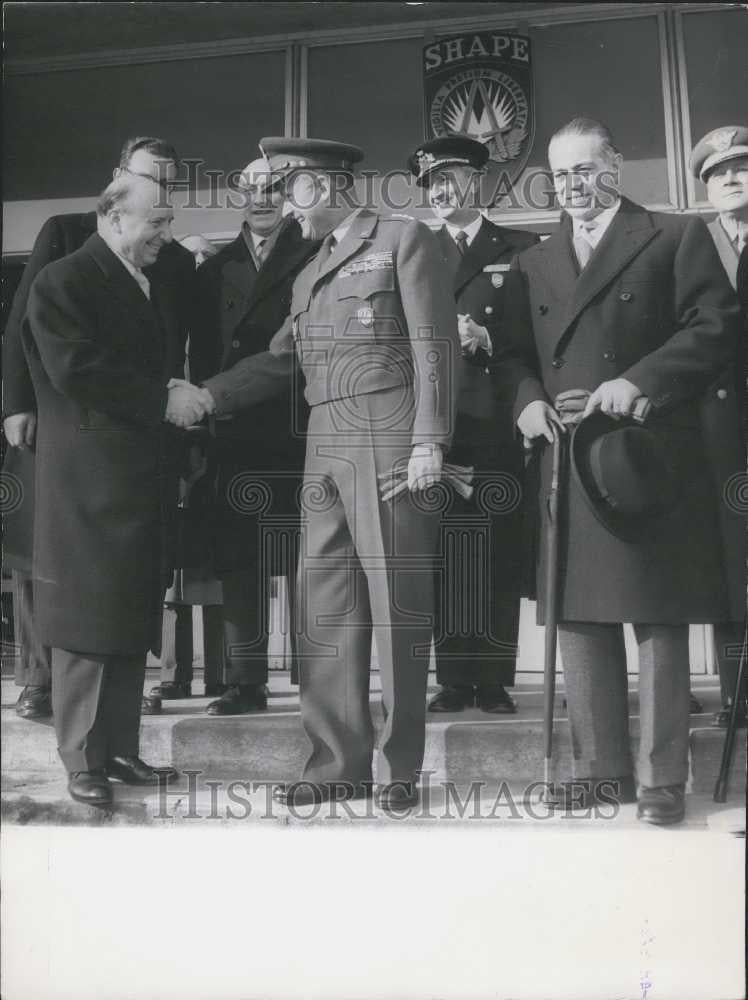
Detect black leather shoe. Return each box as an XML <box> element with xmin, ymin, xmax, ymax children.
<box><xmin>549</xmin><ymin>775</ymin><xmax>637</xmax><ymax>810</ymax></box>
<box><xmin>150</xmin><ymin>681</ymin><xmax>191</xmax><ymax>699</ymax></box>
<box><xmin>141</xmin><ymin>693</ymin><xmax>162</xmax><ymax>715</ymax></box>
<box><xmin>689</xmin><ymin>692</ymin><xmax>704</xmax><ymax>714</ymax></box>
<box><xmin>377</xmin><ymin>781</ymin><xmax>419</xmax><ymax>812</ymax></box>
<box><xmin>273</xmin><ymin>780</ymin><xmax>373</xmax><ymax>807</ymax></box>
<box><xmin>712</xmin><ymin>701</ymin><xmax>748</xmax><ymax>728</ymax></box>
<box><xmin>637</xmin><ymin>784</ymin><xmax>686</xmax><ymax>826</ymax></box>
<box><xmin>106</xmin><ymin>755</ymin><xmax>177</xmax><ymax>785</ymax></box>
<box><xmin>15</xmin><ymin>685</ymin><xmax>52</xmax><ymax>719</ymax></box>
<box><xmin>206</xmin><ymin>684</ymin><xmax>268</xmax><ymax>715</ymax></box>
<box><xmin>68</xmin><ymin>770</ymin><xmax>113</xmax><ymax>806</ymax></box>
<box><xmin>427</xmin><ymin>685</ymin><xmax>474</xmax><ymax>713</ymax></box>
<box><xmin>475</xmin><ymin>684</ymin><xmax>517</xmax><ymax>714</ymax></box>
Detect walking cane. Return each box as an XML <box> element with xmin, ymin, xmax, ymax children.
<box><xmin>542</xmin><ymin>427</ymin><xmax>566</xmax><ymax>799</ymax></box>
<box><xmin>713</xmin><ymin>622</ymin><xmax>747</xmax><ymax>803</ymax></box>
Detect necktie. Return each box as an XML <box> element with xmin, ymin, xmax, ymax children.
<box><xmin>736</xmin><ymin>226</ymin><xmax>747</xmax><ymax>255</ymax></box>
<box><xmin>454</xmin><ymin>230</ymin><xmax>468</xmax><ymax>256</ymax></box>
<box><xmin>255</xmin><ymin>238</ymin><xmax>267</xmax><ymax>263</ymax></box>
<box><xmin>573</xmin><ymin>219</ymin><xmax>598</xmax><ymax>270</ymax></box>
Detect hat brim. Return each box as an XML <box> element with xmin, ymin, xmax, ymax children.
<box><xmin>700</xmin><ymin>145</ymin><xmax>748</xmax><ymax>181</ymax></box>
<box><xmin>570</xmin><ymin>413</ymin><xmax>665</xmax><ymax>543</ymax></box>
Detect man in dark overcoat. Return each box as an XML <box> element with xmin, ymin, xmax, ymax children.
<box><xmin>407</xmin><ymin>135</ymin><xmax>538</xmax><ymax>715</ymax></box>
<box><xmin>201</xmin><ymin>137</ymin><xmax>459</xmax><ymax>811</ymax></box>
<box><xmin>502</xmin><ymin>117</ymin><xmax>741</xmax><ymax>825</ymax></box>
<box><xmin>2</xmin><ymin>136</ymin><xmax>194</xmax><ymax>720</ymax></box>
<box><xmin>188</xmin><ymin>157</ymin><xmax>320</xmax><ymax>715</ymax></box>
<box><xmin>23</xmin><ymin>174</ymin><xmax>209</xmax><ymax>805</ymax></box>
<box><xmin>689</xmin><ymin>125</ymin><xmax>748</xmax><ymax>728</ymax></box>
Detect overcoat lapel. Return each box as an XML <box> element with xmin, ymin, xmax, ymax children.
<box><xmin>83</xmin><ymin>233</ymin><xmax>162</xmax><ymax>339</ymax></box>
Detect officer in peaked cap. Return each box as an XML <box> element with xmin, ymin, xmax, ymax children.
<box><xmin>406</xmin><ymin>134</ymin><xmax>539</xmax><ymax>718</ymax></box>
<box><xmin>200</xmin><ymin>136</ymin><xmax>460</xmax><ymax>811</ymax></box>
<box><xmin>408</xmin><ymin>134</ymin><xmax>489</xmax><ymax>185</ymax></box>
<box><xmin>689</xmin><ymin>125</ymin><xmax>748</xmax><ymax>729</ymax></box>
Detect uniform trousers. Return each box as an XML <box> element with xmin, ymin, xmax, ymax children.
<box><xmin>12</xmin><ymin>570</ymin><xmax>51</xmax><ymax>687</ymax></box>
<box><xmin>297</xmin><ymin>388</ymin><xmax>440</xmax><ymax>786</ymax></box>
<box><xmin>159</xmin><ymin>604</ymin><xmax>224</xmax><ymax>689</ymax></box>
<box><xmin>51</xmin><ymin>648</ymin><xmax>145</xmax><ymax>772</ymax></box>
<box><xmin>558</xmin><ymin>622</ymin><xmax>690</xmax><ymax>788</ymax></box>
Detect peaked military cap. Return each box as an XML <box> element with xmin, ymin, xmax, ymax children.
<box><xmin>407</xmin><ymin>135</ymin><xmax>489</xmax><ymax>186</ymax></box>
<box><xmin>259</xmin><ymin>137</ymin><xmax>364</xmax><ymax>177</ymax></box>
<box><xmin>689</xmin><ymin>126</ymin><xmax>748</xmax><ymax>181</ymax></box>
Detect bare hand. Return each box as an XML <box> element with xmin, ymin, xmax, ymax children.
<box><xmin>583</xmin><ymin>378</ymin><xmax>641</xmax><ymax>419</ymax></box>
<box><xmin>3</xmin><ymin>412</ymin><xmax>37</xmax><ymax>448</ymax></box>
<box><xmin>408</xmin><ymin>443</ymin><xmax>443</xmax><ymax>492</ymax></box>
<box><xmin>179</xmin><ymin>234</ymin><xmax>218</xmax><ymax>265</ymax></box>
<box><xmin>165</xmin><ymin>379</ymin><xmax>215</xmax><ymax>428</ymax></box>
<box><xmin>516</xmin><ymin>399</ymin><xmax>564</xmax><ymax>449</ymax></box>
<box><xmin>457</xmin><ymin>314</ymin><xmax>489</xmax><ymax>357</ymax></box>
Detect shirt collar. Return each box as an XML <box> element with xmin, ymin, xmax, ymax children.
<box><xmin>445</xmin><ymin>213</ymin><xmax>484</xmax><ymax>246</ymax></box>
<box><xmin>112</xmin><ymin>248</ymin><xmax>146</xmax><ymax>280</ymax></box>
<box><xmin>572</xmin><ymin>198</ymin><xmax>621</xmax><ymax>243</ymax></box>
<box><xmin>719</xmin><ymin>213</ymin><xmax>746</xmax><ymax>245</ymax></box>
<box><xmin>241</xmin><ymin>221</ymin><xmax>281</xmax><ymax>257</ymax></box>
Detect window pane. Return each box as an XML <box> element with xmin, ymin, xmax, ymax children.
<box><xmin>3</xmin><ymin>51</ymin><xmax>286</xmax><ymax>200</ymax></box>
<box><xmin>512</xmin><ymin>16</ymin><xmax>669</xmax><ymax>210</ymax></box>
<box><xmin>681</xmin><ymin>8</ymin><xmax>748</xmax><ymax>204</ymax></box>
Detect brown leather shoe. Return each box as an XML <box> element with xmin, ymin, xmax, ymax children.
<box><xmin>272</xmin><ymin>780</ymin><xmax>373</xmax><ymax>807</ymax></box>
<box><xmin>15</xmin><ymin>685</ymin><xmax>52</xmax><ymax>720</ymax></box>
<box><xmin>150</xmin><ymin>681</ymin><xmax>192</xmax><ymax>699</ymax></box>
<box><xmin>377</xmin><ymin>781</ymin><xmax>419</xmax><ymax>812</ymax></box>
<box><xmin>637</xmin><ymin>784</ymin><xmax>686</xmax><ymax>826</ymax></box>
<box><xmin>206</xmin><ymin>684</ymin><xmax>268</xmax><ymax>715</ymax></box>
<box><xmin>68</xmin><ymin>769</ymin><xmax>113</xmax><ymax>806</ymax></box>
<box><xmin>427</xmin><ymin>685</ymin><xmax>474</xmax><ymax>713</ymax></box>
<box><xmin>475</xmin><ymin>684</ymin><xmax>517</xmax><ymax>714</ymax></box>
<box><xmin>106</xmin><ymin>756</ymin><xmax>177</xmax><ymax>785</ymax></box>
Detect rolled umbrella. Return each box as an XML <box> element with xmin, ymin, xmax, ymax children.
<box><xmin>714</xmin><ymin>622</ymin><xmax>747</xmax><ymax>803</ymax></box>
<box><xmin>542</xmin><ymin>426</ymin><xmax>566</xmax><ymax>798</ymax></box>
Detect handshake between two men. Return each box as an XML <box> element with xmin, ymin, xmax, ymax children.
<box><xmin>165</xmin><ymin>378</ymin><xmax>216</xmax><ymax>429</ymax></box>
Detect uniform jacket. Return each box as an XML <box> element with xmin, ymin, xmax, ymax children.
<box><xmin>502</xmin><ymin>197</ymin><xmax>743</xmax><ymax>623</ymax></box>
<box><xmin>23</xmin><ymin>233</ymin><xmax>183</xmax><ymax>655</ymax></box>
<box><xmin>206</xmin><ymin>209</ymin><xmax>459</xmax><ymax>449</ymax></box>
<box><xmin>190</xmin><ymin>218</ymin><xmax>319</xmax><ymax>574</ymax></box>
<box><xmin>2</xmin><ymin>211</ymin><xmax>194</xmax><ymax>571</ymax></box>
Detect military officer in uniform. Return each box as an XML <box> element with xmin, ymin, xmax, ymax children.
<box><xmin>190</xmin><ymin>157</ymin><xmax>320</xmax><ymax>714</ymax></box>
<box><xmin>502</xmin><ymin>117</ymin><xmax>741</xmax><ymax>825</ymax></box>
<box><xmin>407</xmin><ymin>135</ymin><xmax>538</xmax><ymax>715</ymax></box>
<box><xmin>200</xmin><ymin>137</ymin><xmax>459</xmax><ymax>810</ymax></box>
<box><xmin>689</xmin><ymin>126</ymin><xmax>748</xmax><ymax>729</ymax></box>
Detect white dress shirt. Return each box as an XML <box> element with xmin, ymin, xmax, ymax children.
<box><xmin>572</xmin><ymin>198</ymin><xmax>621</xmax><ymax>252</ymax></box>
<box><xmin>112</xmin><ymin>249</ymin><xmax>150</xmax><ymax>299</ymax></box>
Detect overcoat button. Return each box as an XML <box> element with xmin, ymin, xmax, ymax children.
<box><xmin>484</xmin><ymin>306</ymin><xmax>494</xmax><ymax>315</ymax></box>
<box><xmin>717</xmin><ymin>388</ymin><xmax>728</xmax><ymax>400</ymax></box>
<box><xmin>603</xmin><ymin>350</ymin><xmax>617</xmax><ymax>361</ymax></box>
<box><xmin>539</xmin><ymin>305</ymin><xmax>548</xmax><ymax>315</ymax></box>
<box><xmin>232</xmin><ymin>339</ymin><xmax>240</xmax><ymax>349</ymax></box>
<box><xmin>551</xmin><ymin>357</ymin><xmax>564</xmax><ymax>369</ymax></box>
<box><xmin>620</xmin><ymin>292</ymin><xmax>632</xmax><ymax>302</ymax></box>
<box><xmin>226</xmin><ymin>299</ymin><xmax>235</xmax><ymax>309</ymax></box>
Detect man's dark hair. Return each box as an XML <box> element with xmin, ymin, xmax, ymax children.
<box><xmin>549</xmin><ymin>117</ymin><xmax>620</xmax><ymax>162</ymax></box>
<box><xmin>118</xmin><ymin>136</ymin><xmax>179</xmax><ymax>169</ymax></box>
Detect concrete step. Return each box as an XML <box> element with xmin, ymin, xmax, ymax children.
<box><xmin>3</xmin><ymin>682</ymin><xmax>744</xmax><ymax>796</ymax></box>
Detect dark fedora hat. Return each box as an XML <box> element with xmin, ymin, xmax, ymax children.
<box><xmin>571</xmin><ymin>411</ymin><xmax>682</xmax><ymax>542</ymax></box>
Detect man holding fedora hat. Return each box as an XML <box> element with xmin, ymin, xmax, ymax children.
<box><xmin>689</xmin><ymin>125</ymin><xmax>748</xmax><ymax>729</ymax></box>
<box><xmin>501</xmin><ymin>116</ymin><xmax>741</xmax><ymax>825</ymax></box>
